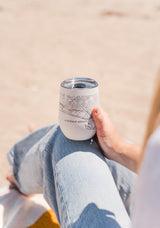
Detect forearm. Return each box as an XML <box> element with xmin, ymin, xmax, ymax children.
<box><xmin>115</xmin><ymin>142</ymin><xmax>141</xmax><ymax>172</ymax></box>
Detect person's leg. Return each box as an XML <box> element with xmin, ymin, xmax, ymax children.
<box><xmin>105</xmin><ymin>159</ymin><xmax>137</xmax><ymax>216</ymax></box>
<box><xmin>8</xmin><ymin>125</ymin><xmax>131</xmax><ymax>227</ymax></box>
<box><xmin>49</xmin><ymin>127</ymin><xmax>131</xmax><ymax>227</ymax></box>
<box><xmin>7</xmin><ymin>125</ymin><xmax>60</xmax><ymax>218</ymax></box>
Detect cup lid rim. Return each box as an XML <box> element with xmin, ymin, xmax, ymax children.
<box><xmin>60</xmin><ymin>77</ymin><xmax>99</xmax><ymax>89</ymax></box>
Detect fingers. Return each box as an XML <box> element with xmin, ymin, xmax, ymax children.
<box><xmin>6</xmin><ymin>175</ymin><xmax>15</xmax><ymax>184</ymax></box>
<box><xmin>6</xmin><ymin>175</ymin><xmax>18</xmax><ymax>188</ymax></box>
<box><xmin>6</xmin><ymin>175</ymin><xmax>24</xmax><ymax>195</ymax></box>
<box><xmin>6</xmin><ymin>175</ymin><xmax>18</xmax><ymax>190</ymax></box>
<box><xmin>6</xmin><ymin>175</ymin><xmax>29</xmax><ymax>196</ymax></box>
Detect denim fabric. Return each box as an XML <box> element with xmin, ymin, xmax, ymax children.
<box><xmin>8</xmin><ymin>124</ymin><xmax>136</xmax><ymax>228</ymax></box>
<box><xmin>106</xmin><ymin>159</ymin><xmax>136</xmax><ymax>216</ymax></box>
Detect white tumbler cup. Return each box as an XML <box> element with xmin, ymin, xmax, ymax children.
<box><xmin>59</xmin><ymin>77</ymin><xmax>99</xmax><ymax>140</ymax></box>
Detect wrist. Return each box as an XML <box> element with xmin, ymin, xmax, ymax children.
<box><xmin>111</xmin><ymin>139</ymin><xmax>139</xmax><ymax>172</ymax></box>
<box><xmin>120</xmin><ymin>141</ymin><xmax>141</xmax><ymax>171</ymax></box>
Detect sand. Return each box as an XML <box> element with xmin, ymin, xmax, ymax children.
<box><xmin>0</xmin><ymin>0</ymin><xmax>160</xmax><ymax>186</ymax></box>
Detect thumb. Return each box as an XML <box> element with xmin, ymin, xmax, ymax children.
<box><xmin>92</xmin><ymin>107</ymin><xmax>106</xmax><ymax>136</ymax></box>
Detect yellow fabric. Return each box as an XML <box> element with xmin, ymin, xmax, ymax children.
<box><xmin>28</xmin><ymin>209</ymin><xmax>60</xmax><ymax>228</ymax></box>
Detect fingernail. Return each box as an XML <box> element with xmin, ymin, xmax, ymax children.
<box><xmin>93</xmin><ymin>108</ymin><xmax>98</xmax><ymax>115</ymax></box>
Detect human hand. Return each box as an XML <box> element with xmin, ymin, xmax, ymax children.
<box><xmin>6</xmin><ymin>175</ymin><xmax>33</xmax><ymax>197</ymax></box>
<box><xmin>92</xmin><ymin>107</ymin><xmax>123</xmax><ymax>161</ymax></box>
<box><xmin>92</xmin><ymin>107</ymin><xmax>140</xmax><ymax>171</ymax></box>
<box><xmin>6</xmin><ymin>175</ymin><xmax>25</xmax><ymax>195</ymax></box>
<box><xmin>6</xmin><ymin>175</ymin><xmax>19</xmax><ymax>190</ymax></box>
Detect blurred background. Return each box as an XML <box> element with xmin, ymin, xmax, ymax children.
<box><xmin>0</xmin><ymin>0</ymin><xmax>160</xmax><ymax>186</ymax></box>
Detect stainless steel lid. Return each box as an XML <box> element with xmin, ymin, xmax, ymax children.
<box><xmin>61</xmin><ymin>77</ymin><xmax>98</xmax><ymax>89</ymax></box>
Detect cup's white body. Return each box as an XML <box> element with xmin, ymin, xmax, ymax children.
<box><xmin>59</xmin><ymin>86</ymin><xmax>99</xmax><ymax>140</ymax></box>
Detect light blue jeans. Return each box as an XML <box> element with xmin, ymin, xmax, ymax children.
<box><xmin>8</xmin><ymin>124</ymin><xmax>136</xmax><ymax>228</ymax></box>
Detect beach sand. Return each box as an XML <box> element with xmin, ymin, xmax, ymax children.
<box><xmin>0</xmin><ymin>0</ymin><xmax>160</xmax><ymax>186</ymax></box>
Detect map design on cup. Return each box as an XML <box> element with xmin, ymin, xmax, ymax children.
<box><xmin>59</xmin><ymin>77</ymin><xmax>99</xmax><ymax>140</ymax></box>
